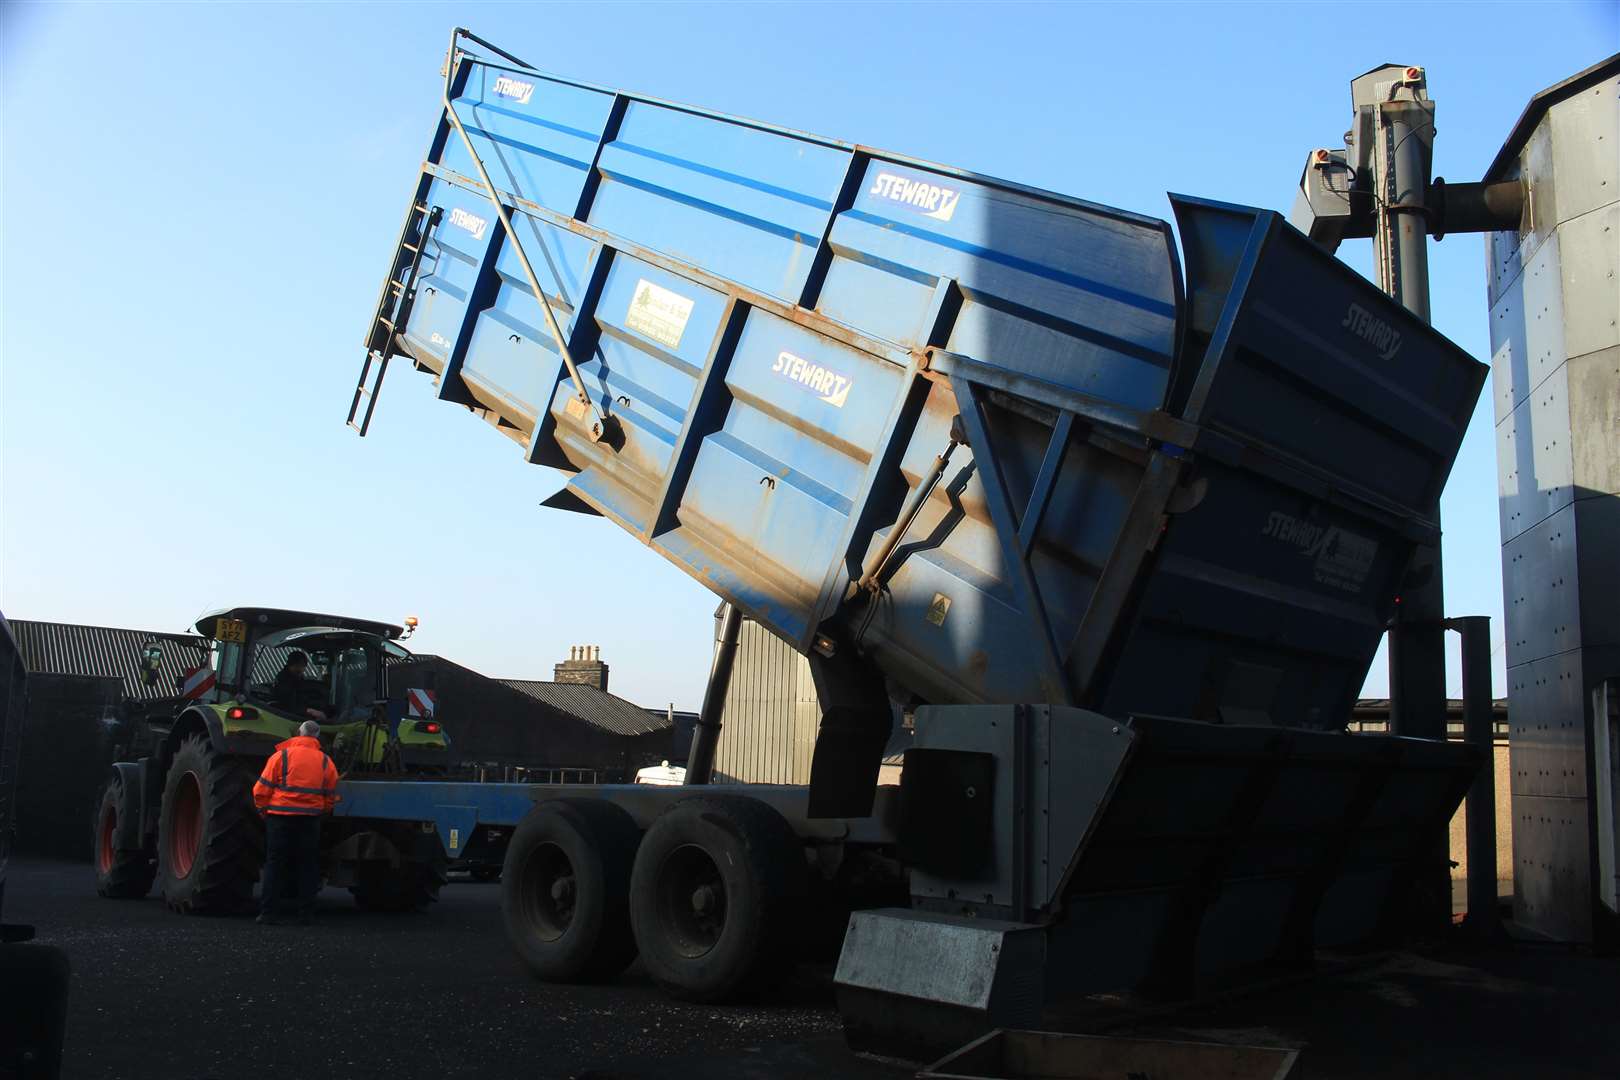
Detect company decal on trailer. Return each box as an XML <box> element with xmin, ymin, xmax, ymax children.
<box><xmin>448</xmin><ymin>207</ymin><xmax>488</xmax><ymax>240</ymax></box>
<box><xmin>625</xmin><ymin>279</ymin><xmax>695</xmax><ymax>349</ymax></box>
<box><xmin>868</xmin><ymin>170</ymin><xmax>962</xmax><ymax>222</ymax></box>
<box><xmin>1341</xmin><ymin>302</ymin><xmax>1402</xmax><ymax>361</ymax></box>
<box><xmin>1261</xmin><ymin>511</ymin><xmax>1378</xmax><ymax>593</ymax></box>
<box><xmin>491</xmin><ymin>75</ymin><xmax>535</xmax><ymax>105</ymax></box>
<box><xmin>771</xmin><ymin>351</ymin><xmax>853</xmax><ymax>408</ymax></box>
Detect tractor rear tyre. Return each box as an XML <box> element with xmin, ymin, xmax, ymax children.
<box><xmin>628</xmin><ymin>795</ymin><xmax>807</xmax><ymax>1002</ymax></box>
<box><xmin>93</xmin><ymin>774</ymin><xmax>155</xmax><ymax>899</ymax></box>
<box><xmin>502</xmin><ymin>799</ymin><xmax>640</xmax><ymax>982</ymax></box>
<box><xmin>156</xmin><ymin>733</ymin><xmax>264</xmax><ymax>915</ymax></box>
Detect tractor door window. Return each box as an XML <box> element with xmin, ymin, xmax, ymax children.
<box><xmin>331</xmin><ymin>648</ymin><xmax>374</xmax><ymax>717</ymax></box>
<box><xmin>217</xmin><ymin>642</ymin><xmax>243</xmax><ymax>691</ymax></box>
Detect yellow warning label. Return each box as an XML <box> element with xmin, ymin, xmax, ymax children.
<box><xmin>449</xmin><ymin>827</ymin><xmax>459</xmax><ymax>851</ymax></box>
<box><xmin>925</xmin><ymin>593</ymin><xmax>952</xmax><ymax>627</ymax></box>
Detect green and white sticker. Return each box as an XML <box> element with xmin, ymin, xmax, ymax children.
<box><xmin>625</xmin><ymin>279</ymin><xmax>694</xmax><ymax>349</ymax></box>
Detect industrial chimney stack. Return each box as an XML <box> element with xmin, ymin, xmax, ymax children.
<box><xmin>554</xmin><ymin>644</ymin><xmax>609</xmax><ymax>692</ymax></box>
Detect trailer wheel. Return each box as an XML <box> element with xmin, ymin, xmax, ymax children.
<box><xmin>156</xmin><ymin>733</ymin><xmax>264</xmax><ymax>915</ymax></box>
<box><xmin>629</xmin><ymin>796</ymin><xmax>807</xmax><ymax>1002</ymax></box>
<box><xmin>349</xmin><ymin>857</ymin><xmax>446</xmax><ymax>913</ymax></box>
<box><xmin>92</xmin><ymin>774</ymin><xmax>155</xmax><ymax>899</ymax></box>
<box><xmin>502</xmin><ymin>799</ymin><xmax>640</xmax><ymax>982</ymax></box>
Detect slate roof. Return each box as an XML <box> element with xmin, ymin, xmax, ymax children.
<box><xmin>499</xmin><ymin>680</ymin><xmax>672</xmax><ymax>737</ymax></box>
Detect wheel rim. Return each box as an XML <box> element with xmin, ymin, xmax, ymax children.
<box><xmin>168</xmin><ymin>771</ymin><xmax>204</xmax><ymax>879</ymax></box>
<box><xmin>97</xmin><ymin>802</ymin><xmax>117</xmax><ymax>874</ymax></box>
<box><xmin>520</xmin><ymin>842</ymin><xmax>576</xmax><ymax>942</ymax></box>
<box><xmin>655</xmin><ymin>843</ymin><xmax>727</xmax><ymax>958</ymax></box>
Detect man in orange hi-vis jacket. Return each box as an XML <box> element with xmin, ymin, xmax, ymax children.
<box><xmin>253</xmin><ymin>720</ymin><xmax>339</xmax><ymax>925</ymax></box>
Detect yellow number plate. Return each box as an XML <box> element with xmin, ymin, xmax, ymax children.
<box><xmin>215</xmin><ymin>618</ymin><xmax>247</xmax><ymax>643</ymax></box>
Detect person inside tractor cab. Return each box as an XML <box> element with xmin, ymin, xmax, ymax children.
<box><xmin>272</xmin><ymin>651</ymin><xmax>332</xmax><ymax>721</ymax></box>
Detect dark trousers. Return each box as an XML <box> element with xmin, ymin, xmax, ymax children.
<box><xmin>260</xmin><ymin>814</ymin><xmax>322</xmax><ymax>917</ymax></box>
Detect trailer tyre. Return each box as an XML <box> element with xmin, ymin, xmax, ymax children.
<box><xmin>350</xmin><ymin>860</ymin><xmax>446</xmax><ymax>912</ymax></box>
<box><xmin>156</xmin><ymin>733</ymin><xmax>264</xmax><ymax>915</ymax></box>
<box><xmin>502</xmin><ymin>799</ymin><xmax>640</xmax><ymax>982</ymax></box>
<box><xmin>629</xmin><ymin>796</ymin><xmax>807</xmax><ymax>1002</ymax></box>
<box><xmin>93</xmin><ymin>774</ymin><xmax>155</xmax><ymax>899</ymax></box>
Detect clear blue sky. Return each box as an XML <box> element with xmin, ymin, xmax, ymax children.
<box><xmin>2</xmin><ymin>1</ymin><xmax>1614</xmax><ymax>709</ymax></box>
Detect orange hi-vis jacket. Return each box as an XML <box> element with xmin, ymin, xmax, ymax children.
<box><xmin>253</xmin><ymin>735</ymin><xmax>340</xmax><ymax>816</ymax></box>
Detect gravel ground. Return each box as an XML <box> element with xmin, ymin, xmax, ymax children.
<box><xmin>6</xmin><ymin>858</ymin><xmax>905</xmax><ymax>1080</ymax></box>
<box><xmin>12</xmin><ymin>856</ymin><xmax>1616</xmax><ymax>1079</ymax></box>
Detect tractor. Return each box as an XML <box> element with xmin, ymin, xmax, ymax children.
<box><xmin>92</xmin><ymin>607</ymin><xmax>451</xmax><ymax>914</ymax></box>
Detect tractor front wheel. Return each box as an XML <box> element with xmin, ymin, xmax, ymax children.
<box><xmin>92</xmin><ymin>774</ymin><xmax>155</xmax><ymax>899</ymax></box>
<box><xmin>156</xmin><ymin>734</ymin><xmax>264</xmax><ymax>914</ymax></box>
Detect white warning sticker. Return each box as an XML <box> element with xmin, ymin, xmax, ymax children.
<box><xmin>625</xmin><ymin>279</ymin><xmax>694</xmax><ymax>349</ymax></box>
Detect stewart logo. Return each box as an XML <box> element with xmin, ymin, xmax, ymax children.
<box><xmin>1262</xmin><ymin>511</ymin><xmax>1378</xmax><ymax>594</ymax></box>
<box><xmin>491</xmin><ymin>75</ymin><xmax>535</xmax><ymax>105</ymax></box>
<box><xmin>771</xmin><ymin>351</ymin><xmax>853</xmax><ymax>408</ymax></box>
<box><xmin>448</xmin><ymin>207</ymin><xmax>488</xmax><ymax>240</ymax></box>
<box><xmin>868</xmin><ymin>171</ymin><xmax>961</xmax><ymax>222</ymax></box>
<box><xmin>1341</xmin><ymin>302</ymin><xmax>1402</xmax><ymax>361</ymax></box>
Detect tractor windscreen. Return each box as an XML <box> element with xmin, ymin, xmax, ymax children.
<box><xmin>249</xmin><ymin>627</ymin><xmax>410</xmax><ymax>720</ymax></box>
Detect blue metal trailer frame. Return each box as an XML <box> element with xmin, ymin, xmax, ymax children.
<box><xmin>335</xmin><ymin>778</ymin><xmax>898</xmax><ymax>866</ymax></box>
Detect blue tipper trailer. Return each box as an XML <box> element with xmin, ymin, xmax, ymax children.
<box><xmin>340</xmin><ymin>29</ymin><xmax>1489</xmax><ymax>1059</ymax></box>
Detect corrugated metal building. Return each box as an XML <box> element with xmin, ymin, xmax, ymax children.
<box><xmin>710</xmin><ymin>612</ymin><xmax>906</xmax><ymax>785</ymax></box>
<box><xmin>7</xmin><ymin>620</ymin><xmax>206</xmax><ymax>858</ymax></box>
<box><xmin>712</xmin><ymin>617</ymin><xmax>820</xmax><ymax>785</ymax></box>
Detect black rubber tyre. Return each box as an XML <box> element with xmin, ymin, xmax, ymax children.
<box><xmin>0</xmin><ymin>943</ymin><xmax>70</xmax><ymax>1079</ymax></box>
<box><xmin>628</xmin><ymin>795</ymin><xmax>807</xmax><ymax>1002</ymax></box>
<box><xmin>349</xmin><ymin>832</ymin><xmax>447</xmax><ymax>913</ymax></box>
<box><xmin>156</xmin><ymin>733</ymin><xmax>264</xmax><ymax>915</ymax></box>
<box><xmin>502</xmin><ymin>799</ymin><xmax>640</xmax><ymax>982</ymax></box>
<box><xmin>92</xmin><ymin>774</ymin><xmax>155</xmax><ymax>899</ymax></box>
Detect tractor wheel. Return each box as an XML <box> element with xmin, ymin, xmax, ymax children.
<box><xmin>156</xmin><ymin>733</ymin><xmax>264</xmax><ymax>915</ymax></box>
<box><xmin>92</xmin><ymin>774</ymin><xmax>155</xmax><ymax>899</ymax></box>
<box><xmin>628</xmin><ymin>796</ymin><xmax>807</xmax><ymax>1003</ymax></box>
<box><xmin>501</xmin><ymin>799</ymin><xmax>640</xmax><ymax>983</ymax></box>
<box><xmin>349</xmin><ymin>836</ymin><xmax>446</xmax><ymax>913</ymax></box>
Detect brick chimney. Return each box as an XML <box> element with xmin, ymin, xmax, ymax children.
<box><xmin>554</xmin><ymin>644</ymin><xmax>609</xmax><ymax>692</ymax></box>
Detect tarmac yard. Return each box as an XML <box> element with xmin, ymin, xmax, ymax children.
<box><xmin>7</xmin><ymin>858</ymin><xmax>897</xmax><ymax>1080</ymax></box>
<box><xmin>9</xmin><ymin>857</ymin><xmax>1617</xmax><ymax>1080</ymax></box>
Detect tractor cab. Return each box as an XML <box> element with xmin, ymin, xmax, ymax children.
<box><xmin>187</xmin><ymin>607</ymin><xmax>448</xmax><ymax>772</ymax></box>
<box><xmin>244</xmin><ymin>625</ymin><xmax>407</xmax><ymax>723</ymax></box>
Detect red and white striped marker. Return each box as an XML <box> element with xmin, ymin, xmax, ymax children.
<box><xmin>406</xmin><ymin>688</ymin><xmax>436</xmax><ymax>718</ymax></box>
<box><xmin>181</xmin><ymin>665</ymin><xmax>216</xmax><ymax>700</ymax></box>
